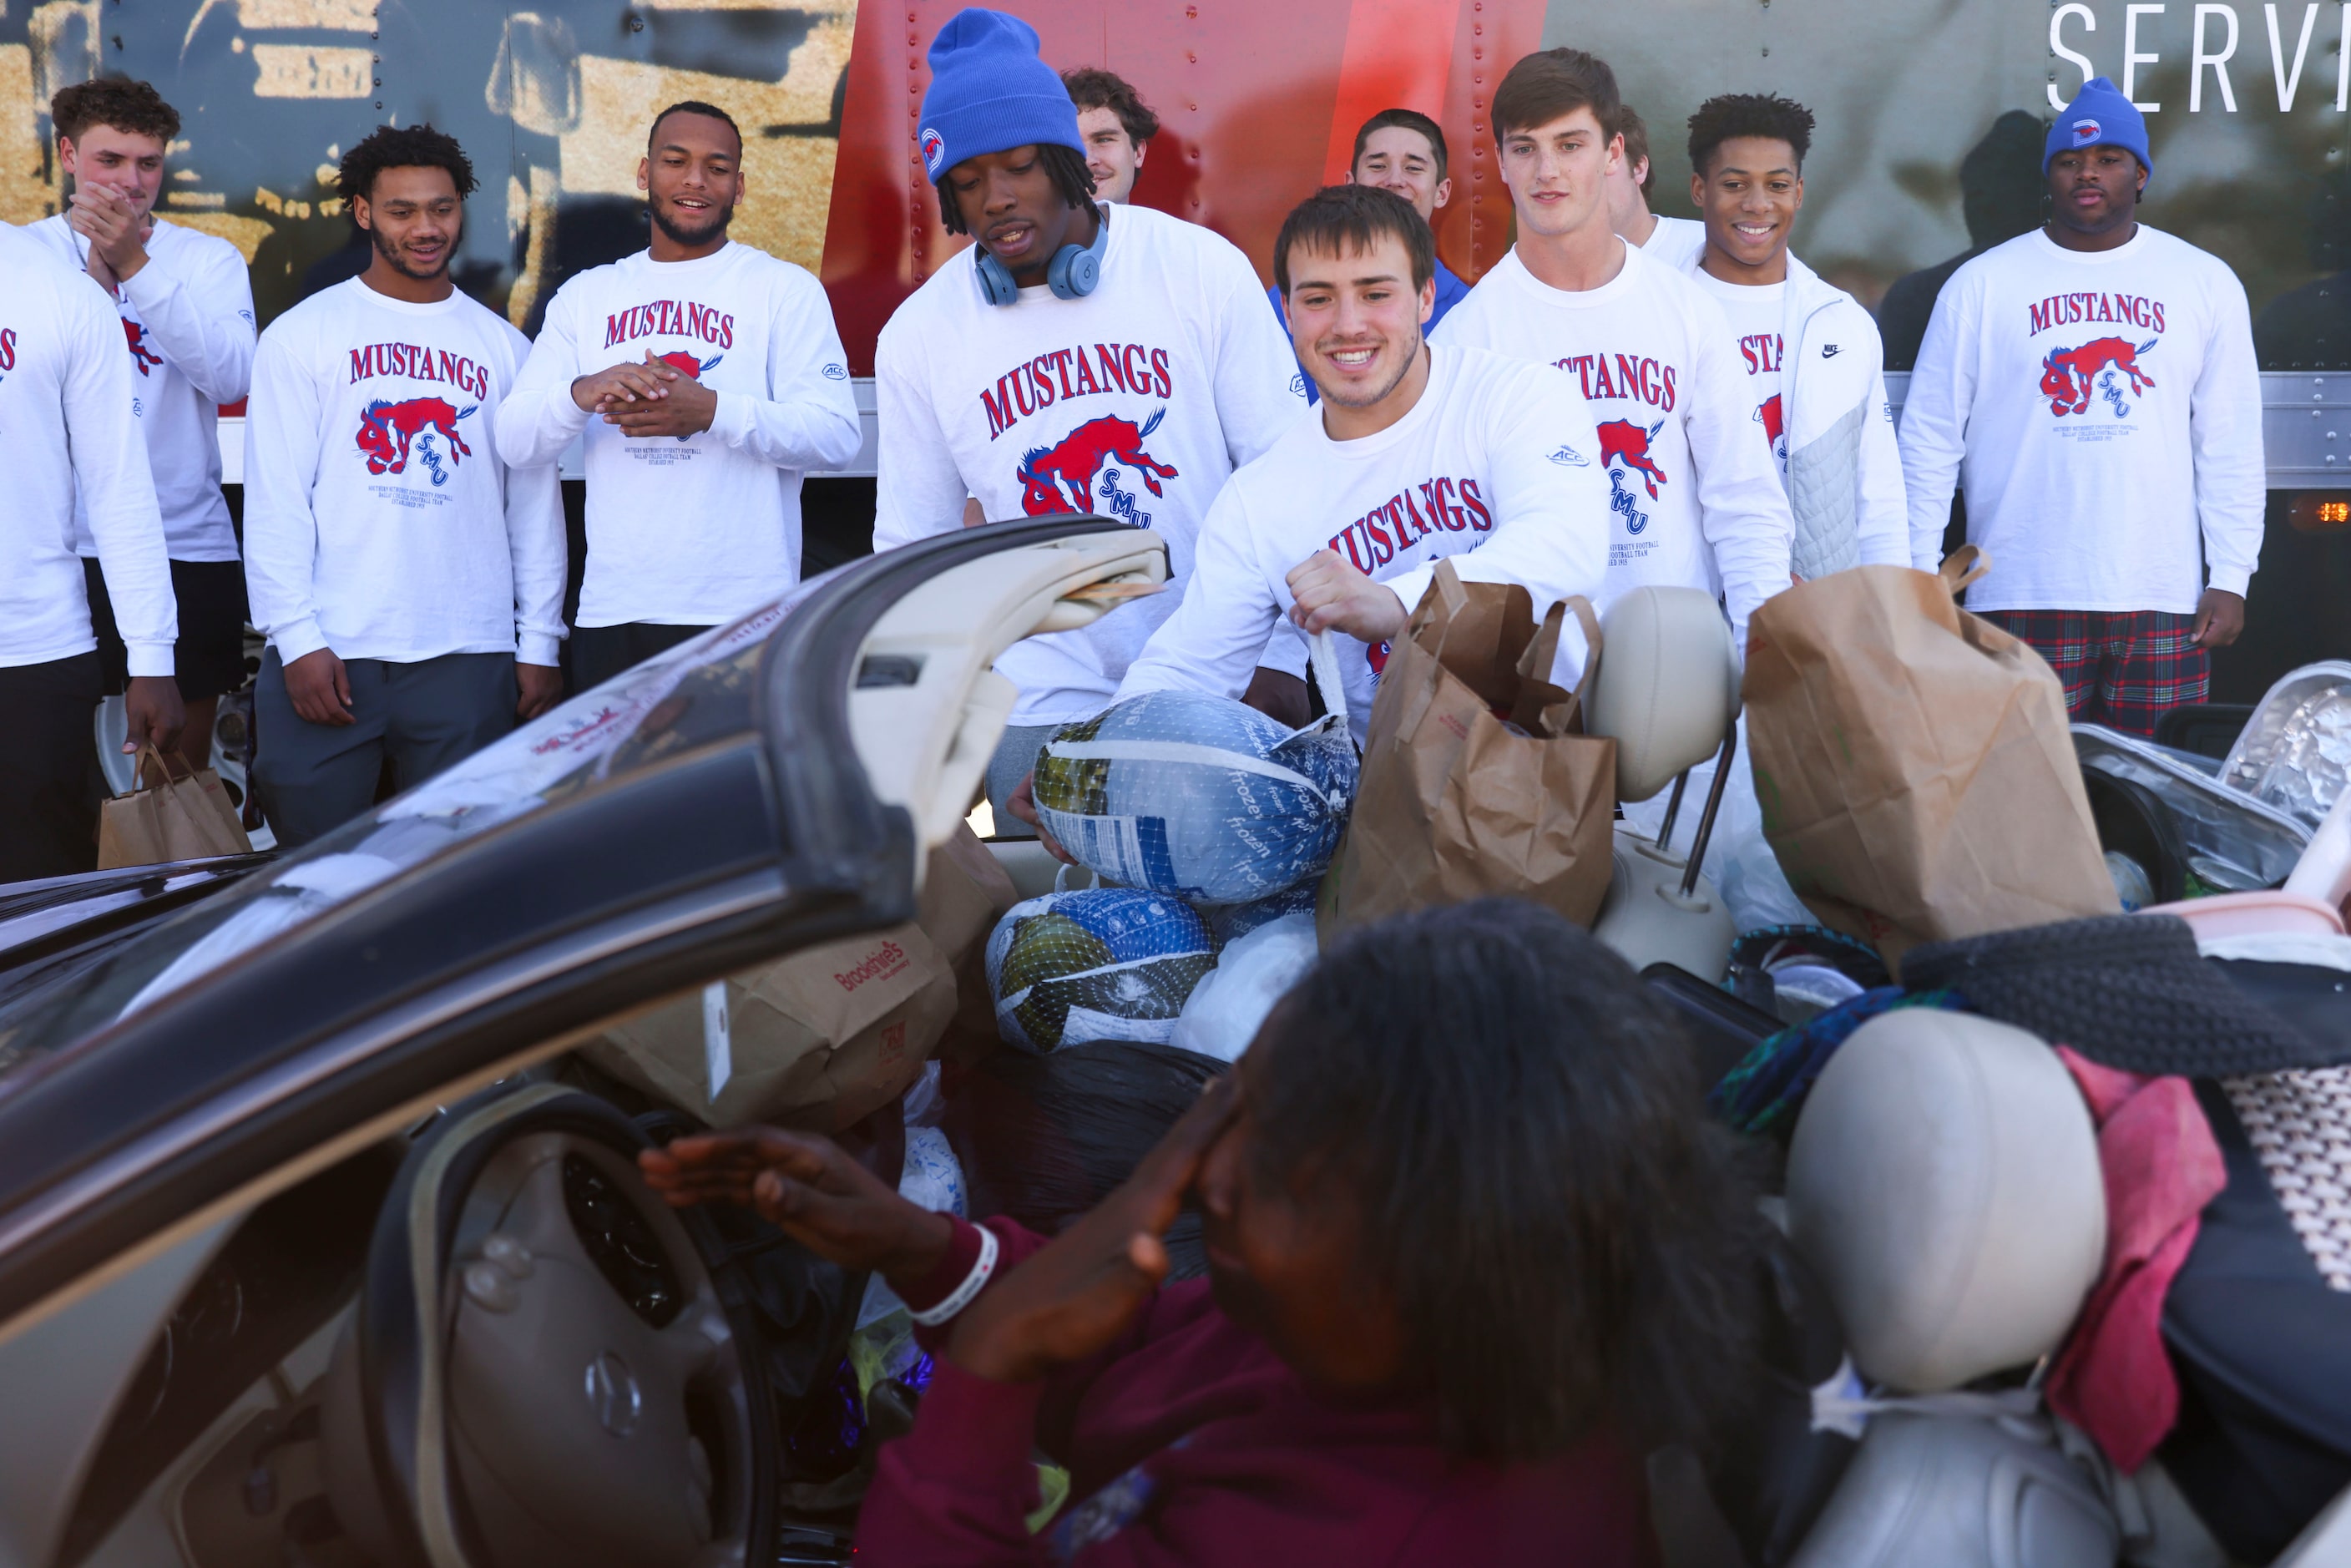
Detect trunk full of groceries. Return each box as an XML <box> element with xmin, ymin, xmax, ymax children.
<box><xmin>579</xmin><ymin>557</ymin><xmax>2351</xmax><ymax>1566</ymax></box>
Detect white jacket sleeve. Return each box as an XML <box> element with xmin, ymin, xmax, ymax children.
<box><xmin>1207</xmin><ymin>247</ymin><xmax>1308</xmax><ymax>468</ymax></box>
<box><xmin>497</xmin><ymin>327</ymin><xmax>568</xmax><ymax>666</ymax></box>
<box><xmin>872</xmin><ymin>325</ymin><xmax>973</xmax><ymax>550</ymax></box>
<box><xmin>494</xmin><ymin>286</ymin><xmax>593</xmax><ymax>470</ymax></box>
<box><xmin>707</xmin><ymin>271</ymin><xmax>862</xmax><ymax>471</ymax></box>
<box><xmin>1854</xmin><ymin>330</ymin><xmax>1913</xmax><ymax>568</ymax></box>
<box><xmin>1899</xmin><ymin>276</ymin><xmax>1976</xmax><ymax>570</ymax></box>
<box><xmin>68</xmin><ymin>279</ymin><xmax>175</xmax><ymax>673</ymax></box>
<box><xmin>241</xmin><ymin>324</ymin><xmax>332</xmax><ymax>665</ymax></box>
<box><xmin>120</xmin><ymin>235</ymin><xmax>255</xmax><ymax>405</ymax></box>
<box><xmin>2188</xmin><ymin>267</ymin><xmax>2267</xmax><ymax>599</ymax></box>
<box><xmin>1681</xmin><ymin>306</ymin><xmax>1796</xmax><ymax>634</ymax></box>
<box><xmin>1115</xmin><ymin>482</ymin><xmax>1283</xmax><ymax>703</ymax></box>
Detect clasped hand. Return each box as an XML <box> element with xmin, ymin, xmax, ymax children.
<box><xmin>569</xmin><ymin>352</ymin><xmax>720</xmax><ymax>439</ymax></box>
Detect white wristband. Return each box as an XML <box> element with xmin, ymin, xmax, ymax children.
<box><xmin>908</xmin><ymin>1223</ymin><xmax>999</xmax><ymax>1327</ymax></box>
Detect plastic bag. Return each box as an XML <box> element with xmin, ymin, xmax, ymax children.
<box><xmin>1204</xmin><ymin>880</ymin><xmax>1320</xmax><ymax>945</ymax></box>
<box><xmin>1170</xmin><ymin>913</ymin><xmax>1317</xmax><ymax>1063</ymax></box>
<box><xmin>1031</xmin><ymin>690</ymin><xmax>1357</xmax><ymax>904</ymax></box>
<box><xmin>985</xmin><ymin>888</ymin><xmax>1217</xmax><ymax>1053</ymax></box>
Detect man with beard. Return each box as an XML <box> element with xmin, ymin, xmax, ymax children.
<box><xmin>498</xmin><ymin>101</ymin><xmax>862</xmax><ymax>690</ymax></box>
<box><xmin>243</xmin><ymin>125</ymin><xmax>565</xmax><ymax>847</ymax></box>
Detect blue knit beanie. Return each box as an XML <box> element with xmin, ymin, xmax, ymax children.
<box><xmin>918</xmin><ymin>8</ymin><xmax>1084</xmax><ymax>182</ymax></box>
<box><xmin>2045</xmin><ymin>77</ymin><xmax>2152</xmax><ymax>180</ymax></box>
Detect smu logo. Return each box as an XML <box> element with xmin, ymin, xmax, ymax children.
<box><xmin>2040</xmin><ymin>336</ymin><xmax>2156</xmax><ymax>417</ymax></box>
<box><xmin>356</xmin><ymin>397</ymin><xmax>475</xmax><ymax>486</ymax></box>
<box><xmin>1756</xmin><ymin>394</ymin><xmax>1787</xmax><ymax>462</ymax></box>
<box><xmin>123</xmin><ymin>321</ymin><xmax>164</xmax><ymax>377</ymax></box>
<box><xmin>921</xmin><ymin>127</ymin><xmax>946</xmax><ymax>177</ymax></box>
<box><xmin>1597</xmin><ymin>417</ymin><xmax>1669</xmax><ymax>535</ymax></box>
<box><xmin>2070</xmin><ymin>118</ymin><xmax>2102</xmax><ymax>146</ymax></box>
<box><xmin>1019</xmin><ymin>407</ymin><xmax>1178</xmax><ymax>527</ymax></box>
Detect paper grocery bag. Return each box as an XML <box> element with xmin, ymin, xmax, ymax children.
<box><xmin>1743</xmin><ymin>547</ymin><xmax>2119</xmax><ymax>972</ymax></box>
<box><xmin>583</xmin><ymin>825</ymin><xmax>1016</xmax><ymax>1130</ymax></box>
<box><xmin>1322</xmin><ymin>559</ymin><xmax>1616</xmax><ymax>936</ymax></box>
<box><xmin>97</xmin><ymin>745</ymin><xmax>254</xmax><ymax>869</ymax></box>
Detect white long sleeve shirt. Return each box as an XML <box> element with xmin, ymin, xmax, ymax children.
<box><xmin>872</xmin><ymin>201</ymin><xmax>1307</xmax><ymax>727</ymax></box>
<box><xmin>495</xmin><ymin>241</ymin><xmax>861</xmax><ymax>627</ymax></box>
<box><xmin>1899</xmin><ymin>225</ymin><xmax>2265</xmax><ymax>613</ymax></box>
<box><xmin>243</xmin><ymin>278</ymin><xmax>564</xmax><ymax>667</ymax></box>
<box><xmin>0</xmin><ymin>226</ymin><xmax>174</xmax><ymax>673</ymax></box>
<box><xmin>1115</xmin><ymin>345</ymin><xmax>1612</xmax><ymax>742</ymax></box>
<box><xmin>24</xmin><ymin>215</ymin><xmax>254</xmax><ymax>562</ymax></box>
<box><xmin>1433</xmin><ymin>240</ymin><xmax>1795</xmax><ymax>638</ymax></box>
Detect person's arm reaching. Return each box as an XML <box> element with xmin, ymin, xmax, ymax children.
<box><xmin>705</xmin><ymin>271</ymin><xmax>862</xmax><ymax>471</ymax></box>
<box><xmin>1899</xmin><ymin>276</ymin><xmax>1976</xmax><ymax>571</ymax></box>
<box><xmin>493</xmin><ymin>286</ymin><xmax>594</xmax><ymax>469</ymax></box>
<box><xmin>872</xmin><ymin>325</ymin><xmax>975</xmax><ymax>550</ymax></box>
<box><xmin>1115</xmin><ymin>482</ymin><xmax>1286</xmax><ymax>704</ymax></box>
<box><xmin>1680</xmin><ymin>304</ymin><xmax>1796</xmax><ymax>635</ymax></box>
<box><xmin>120</xmin><ymin>234</ymin><xmax>255</xmax><ymax>405</ymax></box>
<box><xmin>1853</xmin><ymin>316</ymin><xmax>1913</xmax><ymax>567</ymax></box>
<box><xmin>2187</xmin><ymin>268</ymin><xmax>2265</xmax><ymax>648</ymax></box>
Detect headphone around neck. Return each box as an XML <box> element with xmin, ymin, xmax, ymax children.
<box><xmin>975</xmin><ymin>204</ymin><xmax>1108</xmax><ymax>306</ymax></box>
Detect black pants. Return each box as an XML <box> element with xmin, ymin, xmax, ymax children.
<box><xmin>569</xmin><ymin>622</ymin><xmax>715</xmax><ymax>694</ymax></box>
<box><xmin>83</xmin><ymin>556</ymin><xmax>250</xmax><ymax>701</ymax></box>
<box><xmin>0</xmin><ymin>654</ymin><xmax>103</xmax><ymax>884</ymax></box>
<box><xmin>254</xmin><ymin>650</ymin><xmax>515</xmax><ymax>850</ymax></box>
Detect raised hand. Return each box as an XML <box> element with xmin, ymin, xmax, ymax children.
<box><xmin>948</xmin><ymin>1075</ymin><xmax>1237</xmax><ymax>1383</ymax></box>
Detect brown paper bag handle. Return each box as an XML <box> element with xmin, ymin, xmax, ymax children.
<box><xmin>124</xmin><ymin>742</ymin><xmax>194</xmax><ymax>797</ymax></box>
<box><xmin>1516</xmin><ymin>596</ymin><xmax>1604</xmax><ymax>702</ymax></box>
<box><xmin>1937</xmin><ymin>544</ymin><xmax>1990</xmax><ymax>597</ymax></box>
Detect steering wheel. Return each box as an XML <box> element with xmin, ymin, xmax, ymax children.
<box><xmin>324</xmin><ymin>1083</ymin><xmax>775</xmax><ymax>1567</ymax></box>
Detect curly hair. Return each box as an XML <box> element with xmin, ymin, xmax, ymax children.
<box><xmin>933</xmin><ymin>142</ymin><xmax>1095</xmax><ymax>237</ymax></box>
<box><xmin>1249</xmin><ymin>900</ymin><xmax>1764</xmax><ymax>1462</ymax></box>
<box><xmin>1687</xmin><ymin>93</ymin><xmax>1815</xmax><ymax>177</ymax></box>
<box><xmin>1062</xmin><ymin>68</ymin><xmax>1160</xmax><ymax>146</ymax></box>
<box><xmin>336</xmin><ymin>123</ymin><xmax>478</xmax><ymax>206</ymax></box>
<box><xmin>51</xmin><ymin>78</ymin><xmax>179</xmax><ymax>146</ymax></box>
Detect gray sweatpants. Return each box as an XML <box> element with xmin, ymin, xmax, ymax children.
<box><xmin>984</xmin><ymin>722</ymin><xmax>1061</xmax><ymax>841</ymax></box>
<box><xmin>255</xmin><ymin>649</ymin><xmax>516</xmax><ymax>849</ymax></box>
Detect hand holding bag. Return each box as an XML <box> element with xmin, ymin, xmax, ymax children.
<box><xmin>96</xmin><ymin>743</ymin><xmax>255</xmax><ymax>869</ymax></box>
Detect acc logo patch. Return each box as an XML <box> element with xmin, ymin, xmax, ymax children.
<box><xmin>1287</xmin><ymin>372</ymin><xmax>1307</xmax><ymax>397</ymax></box>
<box><xmin>920</xmin><ymin>127</ymin><xmax>946</xmax><ymax>177</ymax></box>
<box><xmin>1547</xmin><ymin>443</ymin><xmax>1589</xmax><ymax>467</ymax></box>
<box><xmin>2070</xmin><ymin>118</ymin><xmax>2101</xmax><ymax>146</ymax></box>
<box><xmin>822</xmin><ymin>362</ymin><xmax>847</xmax><ymax>380</ymax></box>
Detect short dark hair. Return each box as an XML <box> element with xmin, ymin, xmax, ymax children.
<box><xmin>336</xmin><ymin>124</ymin><xmax>478</xmax><ymax>206</ymax></box>
<box><xmin>1687</xmin><ymin>93</ymin><xmax>1815</xmax><ymax>177</ymax></box>
<box><xmin>1352</xmin><ymin>107</ymin><xmax>1448</xmax><ymax>183</ymax></box>
<box><xmin>51</xmin><ymin>78</ymin><xmax>179</xmax><ymax>146</ymax></box>
<box><xmin>933</xmin><ymin>143</ymin><xmax>1096</xmax><ymax>237</ymax></box>
<box><xmin>1062</xmin><ymin>68</ymin><xmax>1160</xmax><ymax>146</ymax></box>
<box><xmin>1251</xmin><ymin>901</ymin><xmax>1762</xmax><ymax>1462</ymax></box>
<box><xmin>1491</xmin><ymin>48</ymin><xmax>1620</xmax><ymax>146</ymax></box>
<box><xmin>1617</xmin><ymin>102</ymin><xmax>1656</xmax><ymax>196</ymax></box>
<box><xmin>1273</xmin><ymin>182</ymin><xmax>1435</xmax><ymax>296</ymax></box>
<box><xmin>649</xmin><ymin>99</ymin><xmax>741</xmax><ymax>156</ymax></box>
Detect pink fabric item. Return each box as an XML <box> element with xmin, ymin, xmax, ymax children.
<box><xmin>2046</xmin><ymin>1047</ymin><xmax>2227</xmax><ymax>1473</ymax></box>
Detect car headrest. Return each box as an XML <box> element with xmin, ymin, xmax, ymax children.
<box><xmin>1585</xmin><ymin>587</ymin><xmax>1740</xmax><ymax>802</ymax></box>
<box><xmin>1786</xmin><ymin>1009</ymin><xmax>2106</xmax><ymax>1393</ymax></box>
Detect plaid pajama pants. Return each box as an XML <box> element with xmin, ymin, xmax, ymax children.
<box><xmin>1976</xmin><ymin>609</ymin><xmax>2208</xmax><ymax>738</ymax></box>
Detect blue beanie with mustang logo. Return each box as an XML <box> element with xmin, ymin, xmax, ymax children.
<box><xmin>2045</xmin><ymin>76</ymin><xmax>2152</xmax><ymax>180</ymax></box>
<box><xmin>918</xmin><ymin>8</ymin><xmax>1084</xmax><ymax>183</ymax></box>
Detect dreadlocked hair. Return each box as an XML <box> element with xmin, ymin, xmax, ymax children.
<box><xmin>933</xmin><ymin>142</ymin><xmax>1096</xmax><ymax>236</ymax></box>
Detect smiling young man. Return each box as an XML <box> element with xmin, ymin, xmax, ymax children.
<box><xmin>1433</xmin><ymin>50</ymin><xmax>1792</xmax><ymax>643</ymax></box>
<box><xmin>1683</xmin><ymin>94</ymin><xmax>1906</xmax><ymax>578</ymax></box>
<box><xmin>1607</xmin><ymin>103</ymin><xmax>1706</xmax><ymax>271</ymax></box>
<box><xmin>1063</xmin><ymin>68</ymin><xmax>1158</xmax><ymax>205</ymax></box>
<box><xmin>243</xmin><ymin>125</ymin><xmax>564</xmax><ymax>847</ymax></box>
<box><xmin>1095</xmin><ymin>183</ymin><xmax>1609</xmax><ymax>746</ymax></box>
<box><xmin>26</xmin><ymin>78</ymin><xmax>254</xmax><ymax>776</ymax></box>
<box><xmin>498</xmin><ymin>101</ymin><xmax>861</xmax><ymax>691</ymax></box>
<box><xmin>1900</xmin><ymin>78</ymin><xmax>2263</xmax><ymax>736</ymax></box>
<box><xmin>873</xmin><ymin>8</ymin><xmax>1302</xmax><ymax>832</ymax></box>
<box><xmin>642</xmin><ymin>901</ymin><xmax>1763</xmax><ymax>1563</ymax></box>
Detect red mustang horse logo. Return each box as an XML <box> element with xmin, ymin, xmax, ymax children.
<box><xmin>356</xmin><ymin>397</ymin><xmax>475</xmax><ymax>485</ymax></box>
<box><xmin>654</xmin><ymin>348</ymin><xmax>721</xmax><ymax>377</ymax></box>
<box><xmin>1597</xmin><ymin>417</ymin><xmax>1669</xmax><ymax>499</ymax></box>
<box><xmin>123</xmin><ymin>321</ymin><xmax>165</xmax><ymax>377</ymax></box>
<box><xmin>1756</xmin><ymin>394</ymin><xmax>1787</xmax><ymax>461</ymax></box>
<box><xmin>2040</xmin><ymin>336</ymin><xmax>2157</xmax><ymax>417</ymax></box>
<box><xmin>1018</xmin><ymin>407</ymin><xmax>1179</xmax><ymax>520</ymax></box>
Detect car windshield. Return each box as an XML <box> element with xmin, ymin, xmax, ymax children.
<box><xmin>0</xmin><ymin>580</ymin><xmax>827</xmax><ymax>1085</ymax></box>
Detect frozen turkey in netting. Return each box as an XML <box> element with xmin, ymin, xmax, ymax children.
<box><xmin>985</xmin><ymin>888</ymin><xmax>1217</xmax><ymax>1053</ymax></box>
<box><xmin>1030</xmin><ymin>690</ymin><xmax>1357</xmax><ymax>905</ymax></box>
